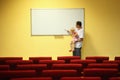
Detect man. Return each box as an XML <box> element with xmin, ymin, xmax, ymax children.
<box><xmin>73</xmin><ymin>21</ymin><xmax>84</xmax><ymax>57</ymax></box>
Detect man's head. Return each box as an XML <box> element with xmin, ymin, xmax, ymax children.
<box><xmin>76</xmin><ymin>21</ymin><xmax>82</xmax><ymax>29</ymax></box>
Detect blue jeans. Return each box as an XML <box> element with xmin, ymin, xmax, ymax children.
<box><xmin>73</xmin><ymin>48</ymin><xmax>81</xmax><ymax>58</ymax></box>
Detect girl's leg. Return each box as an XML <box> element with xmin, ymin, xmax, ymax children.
<box><xmin>69</xmin><ymin>41</ymin><xmax>75</xmax><ymax>52</ymax></box>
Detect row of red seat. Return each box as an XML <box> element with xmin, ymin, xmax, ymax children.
<box><xmin>2</xmin><ymin>59</ymin><xmax>120</xmax><ymax>65</ymax></box>
<box><xmin>1</xmin><ymin>60</ymin><xmax>120</xmax><ymax>70</ymax></box>
<box><xmin>0</xmin><ymin>56</ymin><xmax>120</xmax><ymax>62</ymax></box>
<box><xmin>9</xmin><ymin>77</ymin><xmax>120</xmax><ymax>80</ymax></box>
<box><xmin>0</xmin><ymin>59</ymin><xmax>120</xmax><ymax>69</ymax></box>
<box><xmin>0</xmin><ymin>69</ymin><xmax>119</xmax><ymax>79</ymax></box>
<box><xmin>0</xmin><ymin>56</ymin><xmax>120</xmax><ymax>65</ymax></box>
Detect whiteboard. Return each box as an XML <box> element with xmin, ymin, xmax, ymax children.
<box><xmin>31</xmin><ymin>8</ymin><xmax>84</xmax><ymax>35</ymax></box>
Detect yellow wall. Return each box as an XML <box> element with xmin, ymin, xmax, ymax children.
<box><xmin>0</xmin><ymin>0</ymin><xmax>120</xmax><ymax>60</ymax></box>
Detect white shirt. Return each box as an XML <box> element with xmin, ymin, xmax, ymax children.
<box><xmin>75</xmin><ymin>28</ymin><xmax>84</xmax><ymax>48</ymax></box>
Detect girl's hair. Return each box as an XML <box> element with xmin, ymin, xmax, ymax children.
<box><xmin>70</xmin><ymin>27</ymin><xmax>75</xmax><ymax>32</ymax></box>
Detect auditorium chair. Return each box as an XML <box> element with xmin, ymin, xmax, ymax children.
<box><xmin>109</xmin><ymin>77</ymin><xmax>120</xmax><ymax>80</ymax></box>
<box><xmin>0</xmin><ymin>65</ymin><xmax>9</xmax><ymax>70</ymax></box>
<box><xmin>52</xmin><ymin>64</ymin><xmax>82</xmax><ymax>74</ymax></box>
<box><xmin>115</xmin><ymin>56</ymin><xmax>120</xmax><ymax>60</ymax></box>
<box><xmin>87</xmin><ymin>63</ymin><xmax>118</xmax><ymax>68</ymax></box>
<box><xmin>41</xmin><ymin>70</ymin><xmax>77</xmax><ymax>80</ymax></box>
<box><xmin>60</xmin><ymin>77</ymin><xmax>101</xmax><ymax>80</ymax></box>
<box><xmin>0</xmin><ymin>70</ymin><xmax>36</xmax><ymax>80</ymax></box>
<box><xmin>10</xmin><ymin>77</ymin><xmax>52</xmax><ymax>80</ymax></box>
<box><xmin>57</xmin><ymin>56</ymin><xmax>80</xmax><ymax>63</ymax></box>
<box><xmin>6</xmin><ymin>60</ymin><xmax>33</xmax><ymax>64</ymax></box>
<box><xmin>16</xmin><ymin>64</ymin><xmax>47</xmax><ymax>74</ymax></box>
<box><xmin>103</xmin><ymin>60</ymin><xmax>120</xmax><ymax>63</ymax></box>
<box><xmin>103</xmin><ymin>60</ymin><xmax>120</xmax><ymax>71</ymax></box>
<box><xmin>29</xmin><ymin>57</ymin><xmax>52</xmax><ymax>64</ymax></box>
<box><xmin>86</xmin><ymin>56</ymin><xmax>109</xmax><ymax>63</ymax></box>
<box><xmin>83</xmin><ymin>68</ymin><xmax>118</xmax><ymax>80</ymax></box>
<box><xmin>5</xmin><ymin>60</ymin><xmax>33</xmax><ymax>70</ymax></box>
<box><xmin>70</xmin><ymin>59</ymin><xmax>96</xmax><ymax>68</ymax></box>
<box><xmin>0</xmin><ymin>57</ymin><xmax>22</xmax><ymax>64</ymax></box>
<box><xmin>39</xmin><ymin>60</ymin><xmax>65</xmax><ymax>69</ymax></box>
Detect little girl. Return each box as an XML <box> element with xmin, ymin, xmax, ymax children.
<box><xmin>66</xmin><ymin>28</ymin><xmax>79</xmax><ymax>52</ymax></box>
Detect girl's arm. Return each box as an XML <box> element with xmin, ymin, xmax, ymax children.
<box><xmin>65</xmin><ymin>29</ymin><xmax>73</xmax><ymax>36</ymax></box>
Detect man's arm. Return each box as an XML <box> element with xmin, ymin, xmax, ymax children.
<box><xmin>77</xmin><ymin>29</ymin><xmax>84</xmax><ymax>42</ymax></box>
<box><xmin>77</xmin><ymin>38</ymin><xmax>83</xmax><ymax>42</ymax></box>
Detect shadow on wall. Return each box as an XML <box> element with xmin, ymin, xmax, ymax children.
<box><xmin>82</xmin><ymin>32</ymin><xmax>98</xmax><ymax>59</ymax></box>
<box><xmin>54</xmin><ymin>36</ymin><xmax>64</xmax><ymax>39</ymax></box>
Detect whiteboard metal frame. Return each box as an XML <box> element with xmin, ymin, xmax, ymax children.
<box><xmin>30</xmin><ymin>8</ymin><xmax>85</xmax><ymax>36</ymax></box>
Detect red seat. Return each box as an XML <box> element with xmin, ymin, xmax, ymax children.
<box><xmin>83</xmin><ymin>68</ymin><xmax>118</xmax><ymax>77</ymax></box>
<box><xmin>16</xmin><ymin>64</ymin><xmax>47</xmax><ymax>70</ymax></box>
<box><xmin>58</xmin><ymin>56</ymin><xmax>80</xmax><ymax>63</ymax></box>
<box><xmin>0</xmin><ymin>65</ymin><xmax>9</xmax><ymax>70</ymax></box>
<box><xmin>5</xmin><ymin>60</ymin><xmax>34</xmax><ymax>70</ymax></box>
<box><xmin>0</xmin><ymin>57</ymin><xmax>22</xmax><ymax>60</ymax></box>
<box><xmin>60</xmin><ymin>77</ymin><xmax>101</xmax><ymax>80</ymax></box>
<box><xmin>29</xmin><ymin>57</ymin><xmax>52</xmax><ymax>63</ymax></box>
<box><xmin>70</xmin><ymin>60</ymin><xmax>96</xmax><ymax>68</ymax></box>
<box><xmin>0</xmin><ymin>70</ymin><xmax>36</xmax><ymax>78</ymax></box>
<box><xmin>6</xmin><ymin>60</ymin><xmax>33</xmax><ymax>64</ymax></box>
<box><xmin>115</xmin><ymin>56</ymin><xmax>120</xmax><ymax>60</ymax></box>
<box><xmin>39</xmin><ymin>60</ymin><xmax>65</xmax><ymax>69</ymax></box>
<box><xmin>39</xmin><ymin>60</ymin><xmax>65</xmax><ymax>64</ymax></box>
<box><xmin>87</xmin><ymin>63</ymin><xmax>119</xmax><ymax>68</ymax></box>
<box><xmin>109</xmin><ymin>77</ymin><xmax>120</xmax><ymax>80</ymax></box>
<box><xmin>86</xmin><ymin>56</ymin><xmax>109</xmax><ymax>63</ymax></box>
<box><xmin>42</xmin><ymin>70</ymin><xmax>77</xmax><ymax>76</ymax></box>
<box><xmin>52</xmin><ymin>64</ymin><xmax>82</xmax><ymax>75</ymax></box>
<box><xmin>52</xmin><ymin>64</ymin><xmax>82</xmax><ymax>74</ymax></box>
<box><xmin>52</xmin><ymin>64</ymin><xmax>82</xmax><ymax>69</ymax></box>
<box><xmin>41</xmin><ymin>69</ymin><xmax>77</xmax><ymax>80</ymax></box>
<box><xmin>103</xmin><ymin>60</ymin><xmax>120</xmax><ymax>71</ymax></box>
<box><xmin>103</xmin><ymin>60</ymin><xmax>120</xmax><ymax>63</ymax></box>
<box><xmin>0</xmin><ymin>57</ymin><xmax>22</xmax><ymax>64</ymax></box>
<box><xmin>10</xmin><ymin>77</ymin><xmax>52</xmax><ymax>80</ymax></box>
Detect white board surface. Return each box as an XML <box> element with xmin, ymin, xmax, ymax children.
<box><xmin>31</xmin><ymin>8</ymin><xmax>84</xmax><ymax>35</ymax></box>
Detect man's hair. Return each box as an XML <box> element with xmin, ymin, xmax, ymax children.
<box><xmin>76</xmin><ymin>21</ymin><xmax>82</xmax><ymax>27</ymax></box>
